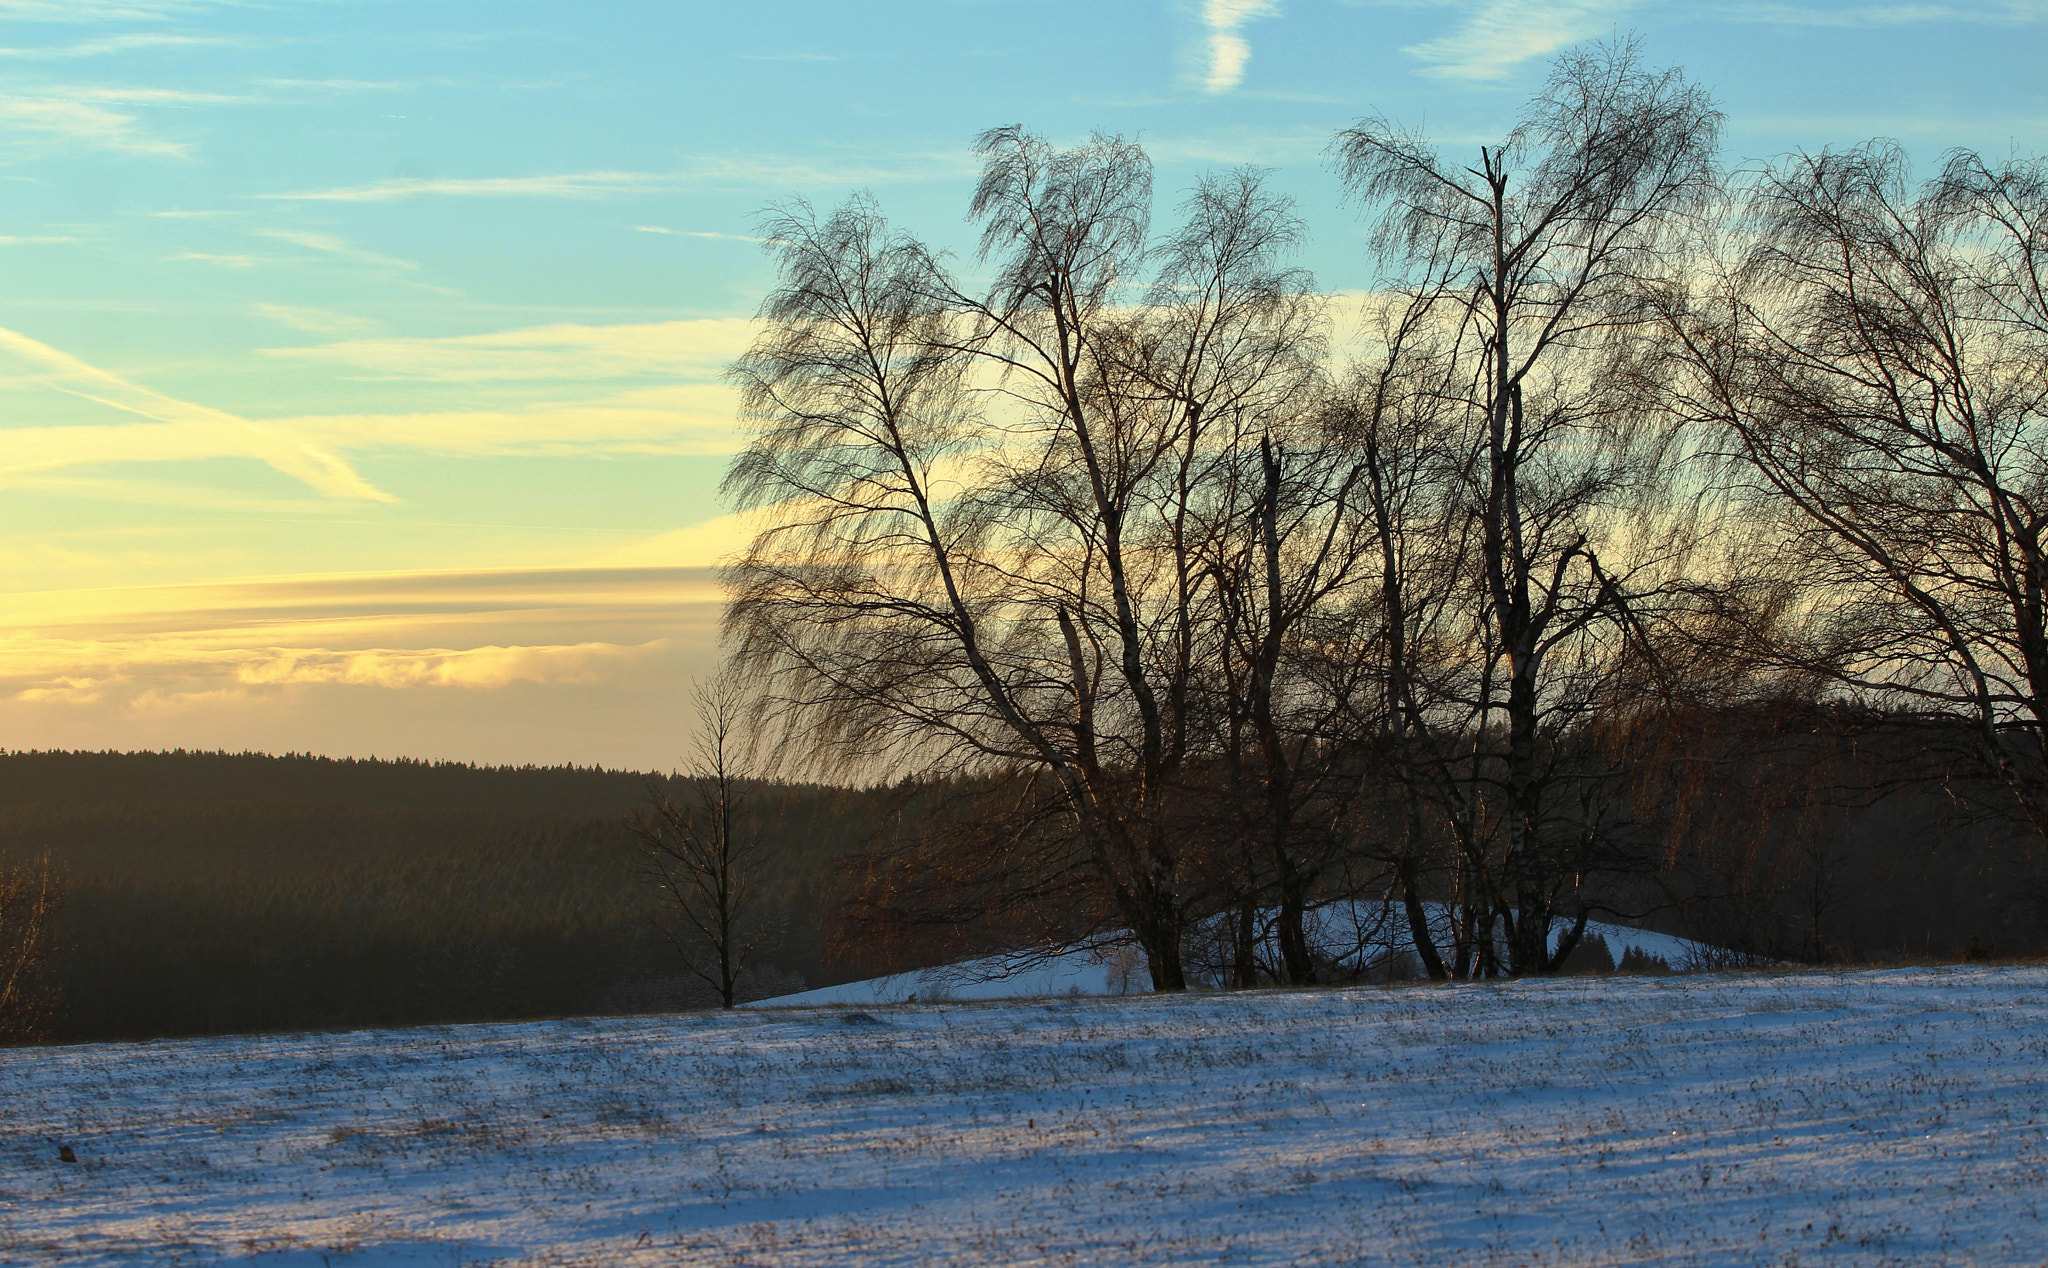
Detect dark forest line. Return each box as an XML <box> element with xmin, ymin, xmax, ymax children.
<box><xmin>0</xmin><ymin>749</ymin><xmax>893</xmax><ymax>1042</ymax></box>
<box><xmin>0</xmin><ymin>725</ymin><xmax>2038</xmax><ymax>1045</ymax></box>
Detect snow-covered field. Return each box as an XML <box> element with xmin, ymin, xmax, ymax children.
<box><xmin>4</xmin><ymin>966</ymin><xmax>2045</xmax><ymax>1266</ymax></box>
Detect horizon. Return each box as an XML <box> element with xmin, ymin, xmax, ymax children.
<box><xmin>3</xmin><ymin>0</ymin><xmax>2043</xmax><ymax>769</ymax></box>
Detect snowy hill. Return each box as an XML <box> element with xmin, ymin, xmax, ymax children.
<box><xmin>753</xmin><ymin>907</ymin><xmax>1713</xmax><ymax>1007</ymax></box>
<box><xmin>4</xmin><ymin>964</ymin><xmax>2043</xmax><ymax>1264</ymax></box>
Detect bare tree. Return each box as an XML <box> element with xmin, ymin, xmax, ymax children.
<box><xmin>1662</xmin><ymin>141</ymin><xmax>2048</xmax><ymax>851</ymax></box>
<box><xmin>724</xmin><ymin>135</ymin><xmax>1330</xmax><ymax>990</ymax></box>
<box><xmin>634</xmin><ymin>674</ymin><xmax>770</xmax><ymax>1008</ymax></box>
<box><xmin>0</xmin><ymin>853</ymin><xmax>58</xmax><ymax>1044</ymax></box>
<box><xmin>1332</xmin><ymin>38</ymin><xmax>1722</xmax><ymax>974</ymax></box>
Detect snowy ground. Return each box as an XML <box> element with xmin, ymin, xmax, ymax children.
<box><xmin>4</xmin><ymin>966</ymin><xmax>2045</xmax><ymax>1266</ymax></box>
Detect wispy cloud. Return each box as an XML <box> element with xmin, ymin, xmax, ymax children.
<box><xmin>259</xmin><ymin>318</ymin><xmax>756</xmax><ymax>383</ymax></box>
<box><xmin>261</xmin><ymin>155</ymin><xmax>972</xmax><ymax>202</ymax></box>
<box><xmin>633</xmin><ymin>225</ymin><xmax>764</xmax><ymax>243</ymax></box>
<box><xmin>251</xmin><ymin>303</ymin><xmax>380</xmax><ymax>337</ymax></box>
<box><xmin>281</xmin><ymin>385</ymin><xmax>745</xmax><ymax>458</ymax></box>
<box><xmin>256</xmin><ymin>77</ymin><xmax>411</xmax><ymax>92</ymax></box>
<box><xmin>166</xmin><ymin>250</ymin><xmax>267</xmax><ymax>267</ymax></box>
<box><xmin>255</xmin><ymin>228</ymin><xmax>419</xmax><ymax>271</ymax></box>
<box><xmin>1385</xmin><ymin>0</ymin><xmax>2039</xmax><ymax>82</ymax></box>
<box><xmin>1717</xmin><ymin>0</ymin><xmax>2042</xmax><ymax>24</ymax></box>
<box><xmin>0</xmin><ymin>1</ymin><xmax>226</xmax><ymax>18</ymax></box>
<box><xmin>1149</xmin><ymin>124</ymin><xmax>1328</xmax><ymax>165</ymax></box>
<box><xmin>1402</xmin><ymin>0</ymin><xmax>1640</xmax><ymax>82</ymax></box>
<box><xmin>0</xmin><ymin>93</ymin><xmax>189</xmax><ymax>156</ymax></box>
<box><xmin>0</xmin><ymin>32</ymin><xmax>239</xmax><ymax>59</ymax></box>
<box><xmin>264</xmin><ymin>170</ymin><xmax>685</xmax><ymax>202</ymax></box>
<box><xmin>1731</xmin><ymin>108</ymin><xmax>2048</xmax><ymax>144</ymax></box>
<box><xmin>0</xmin><ymin>234</ymin><xmax>75</xmax><ymax>244</ymax></box>
<box><xmin>235</xmin><ymin>641</ymin><xmax>660</xmax><ymax>690</ymax></box>
<box><xmin>0</xmin><ymin>566</ymin><xmax>714</xmax><ymax>702</ymax></box>
<box><xmin>1198</xmin><ymin>0</ymin><xmax>1285</xmax><ymax>94</ymax></box>
<box><xmin>50</xmin><ymin>85</ymin><xmax>245</xmax><ymax>104</ymax></box>
<box><xmin>0</xmin><ymin>324</ymin><xmax>393</xmax><ymax>501</ymax></box>
<box><xmin>584</xmin><ymin>515</ymin><xmax>758</xmax><ymax>568</ymax></box>
<box><xmin>0</xmin><ymin>564</ymin><xmax>725</xmax><ymax>781</ymax></box>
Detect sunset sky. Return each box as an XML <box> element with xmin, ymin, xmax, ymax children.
<box><xmin>1</xmin><ymin>0</ymin><xmax>2041</xmax><ymax>770</ymax></box>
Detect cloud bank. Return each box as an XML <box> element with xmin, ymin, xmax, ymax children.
<box><xmin>0</xmin><ymin>565</ymin><xmax>728</xmax><ymax>768</ymax></box>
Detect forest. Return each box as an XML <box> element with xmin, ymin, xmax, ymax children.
<box><xmin>0</xmin><ymin>750</ymin><xmax>893</xmax><ymax>1042</ymax></box>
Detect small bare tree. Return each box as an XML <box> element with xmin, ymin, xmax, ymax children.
<box><xmin>634</xmin><ymin>674</ymin><xmax>770</xmax><ymax>1008</ymax></box>
<box><xmin>0</xmin><ymin>853</ymin><xmax>59</xmax><ymax>1044</ymax></box>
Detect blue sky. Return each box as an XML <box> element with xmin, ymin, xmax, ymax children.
<box><xmin>1</xmin><ymin>0</ymin><xmax>2041</xmax><ymax>767</ymax></box>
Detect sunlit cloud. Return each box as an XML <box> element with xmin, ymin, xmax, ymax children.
<box><xmin>583</xmin><ymin>515</ymin><xmax>758</xmax><ymax>569</ymax></box>
<box><xmin>0</xmin><ymin>234</ymin><xmax>75</xmax><ymax>245</ymax></box>
<box><xmin>235</xmin><ymin>642</ymin><xmax>661</xmax><ymax>690</ymax></box>
<box><xmin>0</xmin><ymin>324</ymin><xmax>393</xmax><ymax>501</ymax></box>
<box><xmin>259</xmin><ymin>318</ymin><xmax>756</xmax><ymax>383</ymax></box>
<box><xmin>0</xmin><ymin>565</ymin><xmax>718</xmax><ymax>702</ymax></box>
<box><xmin>0</xmin><ymin>565</ymin><xmax>726</xmax><ymax>765</ymax></box>
<box><xmin>1199</xmin><ymin>0</ymin><xmax>1284</xmax><ymax>94</ymax></box>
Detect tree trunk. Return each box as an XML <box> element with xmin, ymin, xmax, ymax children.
<box><xmin>1399</xmin><ymin>860</ymin><xmax>1449</xmax><ymax>981</ymax></box>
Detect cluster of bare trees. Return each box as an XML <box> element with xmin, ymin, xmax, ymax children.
<box><xmin>721</xmin><ymin>39</ymin><xmax>2048</xmax><ymax>989</ymax></box>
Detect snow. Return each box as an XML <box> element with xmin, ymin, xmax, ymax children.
<box><xmin>752</xmin><ymin>908</ymin><xmax>1716</xmax><ymax>1008</ymax></box>
<box><xmin>749</xmin><ymin>946</ymin><xmax>1137</xmax><ymax>1007</ymax></box>
<box><xmin>5</xmin><ymin>965</ymin><xmax>2046</xmax><ymax>1265</ymax></box>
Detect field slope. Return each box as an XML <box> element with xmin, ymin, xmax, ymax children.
<box><xmin>3</xmin><ymin>965</ymin><xmax>2044</xmax><ymax>1265</ymax></box>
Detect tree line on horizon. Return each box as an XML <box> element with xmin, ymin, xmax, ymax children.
<box><xmin>720</xmin><ymin>37</ymin><xmax>2048</xmax><ymax>992</ymax></box>
<box><xmin>0</xmin><ymin>750</ymin><xmax>898</xmax><ymax>1043</ymax></box>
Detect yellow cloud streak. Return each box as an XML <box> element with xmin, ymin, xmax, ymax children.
<box><xmin>0</xmin><ymin>564</ymin><xmax>724</xmax><ymax>705</ymax></box>
<box><xmin>0</xmin><ymin>325</ymin><xmax>394</xmax><ymax>501</ymax></box>
<box><xmin>258</xmin><ymin>317</ymin><xmax>756</xmax><ymax>382</ymax></box>
<box><xmin>280</xmin><ymin>385</ymin><xmax>744</xmax><ymax>456</ymax></box>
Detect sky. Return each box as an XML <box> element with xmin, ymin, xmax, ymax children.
<box><xmin>0</xmin><ymin>0</ymin><xmax>2042</xmax><ymax>771</ymax></box>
